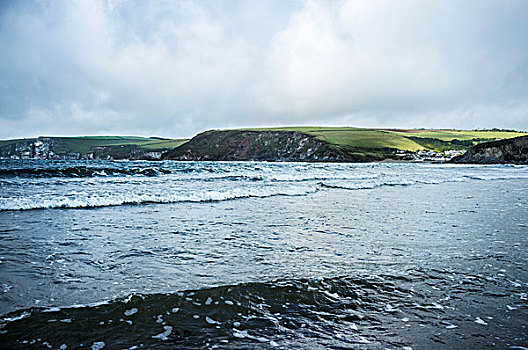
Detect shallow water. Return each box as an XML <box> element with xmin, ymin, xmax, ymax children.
<box><xmin>0</xmin><ymin>160</ymin><xmax>527</xmax><ymax>349</ymax></box>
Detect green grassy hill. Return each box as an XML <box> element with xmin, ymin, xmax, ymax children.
<box><xmin>228</xmin><ymin>127</ymin><xmax>525</xmax><ymax>152</ymax></box>
<box><xmin>2</xmin><ymin>128</ymin><xmax>525</xmax><ymax>161</ymax></box>
<box><xmin>0</xmin><ymin>136</ymin><xmax>188</xmax><ymax>156</ymax></box>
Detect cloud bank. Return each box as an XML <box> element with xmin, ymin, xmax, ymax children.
<box><xmin>1</xmin><ymin>0</ymin><xmax>527</xmax><ymax>138</ymax></box>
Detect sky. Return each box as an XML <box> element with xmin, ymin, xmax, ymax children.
<box><xmin>1</xmin><ymin>0</ymin><xmax>527</xmax><ymax>139</ymax></box>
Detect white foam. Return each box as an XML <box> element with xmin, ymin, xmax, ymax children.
<box><xmin>475</xmin><ymin>317</ymin><xmax>488</xmax><ymax>325</ymax></box>
<box><xmin>152</xmin><ymin>326</ymin><xmax>173</xmax><ymax>341</ymax></box>
<box><xmin>233</xmin><ymin>329</ymin><xmax>269</xmax><ymax>343</ymax></box>
<box><xmin>42</xmin><ymin>307</ymin><xmax>61</xmax><ymax>313</ymax></box>
<box><xmin>0</xmin><ymin>185</ymin><xmax>317</xmax><ymax>211</ymax></box>
<box><xmin>205</xmin><ymin>316</ymin><xmax>220</xmax><ymax>325</ymax></box>
<box><xmin>2</xmin><ymin>311</ymin><xmax>31</xmax><ymax>323</ymax></box>
<box><xmin>124</xmin><ymin>308</ymin><xmax>138</xmax><ymax>316</ymax></box>
<box><xmin>3</xmin><ymin>162</ymin><xmax>527</xmax><ymax>212</ymax></box>
<box><xmin>385</xmin><ymin>304</ymin><xmax>398</xmax><ymax>312</ymax></box>
<box><xmin>91</xmin><ymin>342</ymin><xmax>105</xmax><ymax>350</ymax></box>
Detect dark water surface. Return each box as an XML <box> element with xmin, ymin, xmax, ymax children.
<box><xmin>0</xmin><ymin>160</ymin><xmax>527</xmax><ymax>349</ymax></box>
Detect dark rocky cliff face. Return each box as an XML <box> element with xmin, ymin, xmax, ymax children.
<box><xmin>162</xmin><ymin>130</ymin><xmax>361</xmax><ymax>162</ymax></box>
<box><xmin>451</xmin><ymin>135</ymin><xmax>528</xmax><ymax>164</ymax></box>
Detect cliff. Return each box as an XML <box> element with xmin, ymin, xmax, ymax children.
<box><xmin>0</xmin><ymin>137</ymin><xmax>82</xmax><ymax>160</ymax></box>
<box><xmin>86</xmin><ymin>145</ymin><xmax>163</xmax><ymax>160</ymax></box>
<box><xmin>2</xmin><ymin>128</ymin><xmax>525</xmax><ymax>162</ymax></box>
<box><xmin>451</xmin><ymin>135</ymin><xmax>528</xmax><ymax>164</ymax></box>
<box><xmin>161</xmin><ymin>130</ymin><xmax>388</xmax><ymax>162</ymax></box>
<box><xmin>0</xmin><ymin>136</ymin><xmax>186</xmax><ymax>160</ymax></box>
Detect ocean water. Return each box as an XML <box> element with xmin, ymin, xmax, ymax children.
<box><xmin>0</xmin><ymin>160</ymin><xmax>527</xmax><ymax>349</ymax></box>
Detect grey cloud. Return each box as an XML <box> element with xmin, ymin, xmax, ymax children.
<box><xmin>0</xmin><ymin>0</ymin><xmax>527</xmax><ymax>139</ymax></box>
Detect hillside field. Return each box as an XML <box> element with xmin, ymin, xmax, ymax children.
<box><xmin>1</xmin><ymin>128</ymin><xmax>525</xmax><ymax>158</ymax></box>
<box><xmin>227</xmin><ymin>127</ymin><xmax>526</xmax><ymax>152</ymax></box>
<box><xmin>0</xmin><ymin>136</ymin><xmax>188</xmax><ymax>155</ymax></box>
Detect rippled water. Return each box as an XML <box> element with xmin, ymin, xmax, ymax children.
<box><xmin>0</xmin><ymin>160</ymin><xmax>527</xmax><ymax>349</ymax></box>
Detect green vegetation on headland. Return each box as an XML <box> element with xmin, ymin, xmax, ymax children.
<box><xmin>0</xmin><ymin>136</ymin><xmax>188</xmax><ymax>160</ymax></box>
<box><xmin>162</xmin><ymin>127</ymin><xmax>526</xmax><ymax>162</ymax></box>
<box><xmin>0</xmin><ymin>128</ymin><xmax>525</xmax><ymax>162</ymax></box>
<box><xmin>49</xmin><ymin>136</ymin><xmax>187</xmax><ymax>155</ymax></box>
<box><xmin>229</xmin><ymin>127</ymin><xmax>525</xmax><ymax>151</ymax></box>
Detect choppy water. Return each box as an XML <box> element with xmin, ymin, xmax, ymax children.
<box><xmin>0</xmin><ymin>160</ymin><xmax>527</xmax><ymax>349</ymax></box>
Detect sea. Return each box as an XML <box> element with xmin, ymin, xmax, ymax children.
<box><xmin>0</xmin><ymin>160</ymin><xmax>527</xmax><ymax>349</ymax></box>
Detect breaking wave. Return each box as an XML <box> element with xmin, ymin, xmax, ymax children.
<box><xmin>0</xmin><ymin>186</ymin><xmax>318</xmax><ymax>211</ymax></box>
<box><xmin>1</xmin><ymin>160</ymin><xmax>527</xmax><ymax>211</ymax></box>
<box><xmin>0</xmin><ymin>166</ymin><xmax>172</xmax><ymax>178</ymax></box>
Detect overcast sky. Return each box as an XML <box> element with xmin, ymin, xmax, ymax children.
<box><xmin>1</xmin><ymin>0</ymin><xmax>527</xmax><ymax>139</ymax></box>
